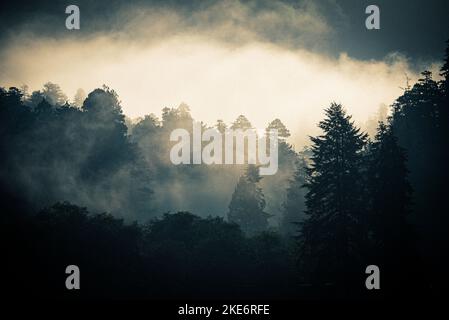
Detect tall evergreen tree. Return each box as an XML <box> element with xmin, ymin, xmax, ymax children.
<box><xmin>266</xmin><ymin>118</ymin><xmax>290</xmax><ymax>139</ymax></box>
<box><xmin>438</xmin><ymin>40</ymin><xmax>449</xmax><ymax>176</ymax></box>
<box><xmin>80</xmin><ymin>86</ymin><xmax>153</xmax><ymax>219</ymax></box>
<box><xmin>231</xmin><ymin>115</ymin><xmax>252</xmax><ymax>130</ymax></box>
<box><xmin>391</xmin><ymin>68</ymin><xmax>448</xmax><ymax>290</ymax></box>
<box><xmin>368</xmin><ymin>122</ymin><xmax>411</xmax><ymax>236</ymax></box>
<box><xmin>228</xmin><ymin>165</ymin><xmax>269</xmax><ymax>235</ymax></box>
<box><xmin>41</xmin><ymin>82</ymin><xmax>68</xmax><ymax>106</ymax></box>
<box><xmin>440</xmin><ymin>39</ymin><xmax>449</xmax><ymax>97</ymax></box>
<box><xmin>366</xmin><ymin>122</ymin><xmax>420</xmax><ymax>292</ymax></box>
<box><xmin>298</xmin><ymin>103</ymin><xmax>368</xmax><ymax>288</ymax></box>
<box><xmin>261</xmin><ymin>119</ymin><xmax>297</xmax><ymax>229</ymax></box>
<box><xmin>281</xmin><ymin>155</ymin><xmax>307</xmax><ymax>236</ymax></box>
<box><xmin>215</xmin><ymin>119</ymin><xmax>227</xmax><ymax>134</ymax></box>
<box><xmin>73</xmin><ymin>88</ymin><xmax>86</xmax><ymax>108</ymax></box>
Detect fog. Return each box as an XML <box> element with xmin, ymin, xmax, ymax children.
<box><xmin>0</xmin><ymin>0</ymin><xmax>440</xmax><ymax>147</ymax></box>
<box><xmin>0</xmin><ymin>0</ymin><xmax>441</xmax><ymax>220</ymax></box>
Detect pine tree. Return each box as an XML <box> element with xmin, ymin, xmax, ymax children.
<box><xmin>391</xmin><ymin>68</ymin><xmax>448</xmax><ymax>289</ymax></box>
<box><xmin>366</xmin><ymin>122</ymin><xmax>419</xmax><ymax>292</ymax></box>
<box><xmin>215</xmin><ymin>119</ymin><xmax>227</xmax><ymax>134</ymax></box>
<box><xmin>161</xmin><ymin>103</ymin><xmax>193</xmax><ymax>132</ymax></box>
<box><xmin>298</xmin><ymin>103</ymin><xmax>368</xmax><ymax>287</ymax></box>
<box><xmin>42</xmin><ymin>82</ymin><xmax>68</xmax><ymax>106</ymax></box>
<box><xmin>368</xmin><ymin>122</ymin><xmax>411</xmax><ymax>232</ymax></box>
<box><xmin>228</xmin><ymin>165</ymin><xmax>269</xmax><ymax>236</ymax></box>
<box><xmin>281</xmin><ymin>155</ymin><xmax>307</xmax><ymax>236</ymax></box>
<box><xmin>440</xmin><ymin>39</ymin><xmax>449</xmax><ymax>97</ymax></box>
<box><xmin>73</xmin><ymin>88</ymin><xmax>86</xmax><ymax>108</ymax></box>
<box><xmin>231</xmin><ymin>115</ymin><xmax>252</xmax><ymax>130</ymax></box>
<box><xmin>266</xmin><ymin>118</ymin><xmax>290</xmax><ymax>139</ymax></box>
<box><xmin>438</xmin><ymin>40</ymin><xmax>449</xmax><ymax>171</ymax></box>
<box><xmin>262</xmin><ymin>119</ymin><xmax>297</xmax><ymax>230</ymax></box>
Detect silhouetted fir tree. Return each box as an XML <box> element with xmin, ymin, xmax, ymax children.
<box><xmin>366</xmin><ymin>122</ymin><xmax>421</xmax><ymax>293</ymax></box>
<box><xmin>80</xmin><ymin>87</ymin><xmax>153</xmax><ymax>219</ymax></box>
<box><xmin>391</xmin><ymin>70</ymin><xmax>441</xmax><ymax>200</ymax></box>
<box><xmin>41</xmin><ymin>82</ymin><xmax>68</xmax><ymax>106</ymax></box>
<box><xmin>73</xmin><ymin>88</ymin><xmax>86</xmax><ymax>108</ymax></box>
<box><xmin>24</xmin><ymin>82</ymin><xmax>68</xmax><ymax>108</ymax></box>
<box><xmin>0</xmin><ymin>86</ymin><xmax>22</xmax><ymax>107</ymax></box>
<box><xmin>215</xmin><ymin>119</ymin><xmax>227</xmax><ymax>134</ymax></box>
<box><xmin>281</xmin><ymin>155</ymin><xmax>307</xmax><ymax>236</ymax></box>
<box><xmin>228</xmin><ymin>115</ymin><xmax>253</xmax><ymax>170</ymax></box>
<box><xmin>368</xmin><ymin>123</ymin><xmax>411</xmax><ymax>232</ymax></box>
<box><xmin>433</xmin><ymin>40</ymin><xmax>449</xmax><ymax>288</ymax></box>
<box><xmin>391</xmin><ymin>68</ymin><xmax>448</xmax><ymax>290</ymax></box>
<box><xmin>230</xmin><ymin>115</ymin><xmax>252</xmax><ymax>130</ymax></box>
<box><xmin>437</xmin><ymin>41</ymin><xmax>449</xmax><ymax>179</ymax></box>
<box><xmin>81</xmin><ymin>86</ymin><xmax>131</xmax><ymax>179</ymax></box>
<box><xmin>161</xmin><ymin>103</ymin><xmax>193</xmax><ymax>131</ymax></box>
<box><xmin>228</xmin><ymin>165</ymin><xmax>269</xmax><ymax>235</ymax></box>
<box><xmin>440</xmin><ymin>40</ymin><xmax>449</xmax><ymax>98</ymax></box>
<box><xmin>26</xmin><ymin>90</ymin><xmax>45</xmax><ymax>108</ymax></box>
<box><xmin>266</xmin><ymin>118</ymin><xmax>290</xmax><ymax>139</ymax></box>
<box><xmin>261</xmin><ymin>119</ymin><xmax>297</xmax><ymax>229</ymax></box>
<box><xmin>130</xmin><ymin>114</ymin><xmax>165</xmax><ymax>177</ymax></box>
<box><xmin>392</xmin><ymin>71</ymin><xmax>440</xmax><ymax>162</ymax></box>
<box><xmin>298</xmin><ymin>103</ymin><xmax>368</xmax><ymax>290</ymax></box>
<box><xmin>367</xmin><ymin>122</ymin><xmax>411</xmax><ymax>229</ymax></box>
<box><xmin>34</xmin><ymin>98</ymin><xmax>54</xmax><ymax>115</ymax></box>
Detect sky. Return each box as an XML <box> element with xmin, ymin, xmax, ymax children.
<box><xmin>1</xmin><ymin>0</ymin><xmax>448</xmax><ymax>146</ymax></box>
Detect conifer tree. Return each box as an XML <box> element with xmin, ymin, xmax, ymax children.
<box><xmin>262</xmin><ymin>119</ymin><xmax>297</xmax><ymax>230</ymax></box>
<box><xmin>266</xmin><ymin>118</ymin><xmax>290</xmax><ymax>139</ymax></box>
<box><xmin>281</xmin><ymin>155</ymin><xmax>307</xmax><ymax>236</ymax></box>
<box><xmin>366</xmin><ymin>122</ymin><xmax>422</xmax><ymax>293</ymax></box>
<box><xmin>73</xmin><ymin>88</ymin><xmax>86</xmax><ymax>108</ymax></box>
<box><xmin>298</xmin><ymin>103</ymin><xmax>368</xmax><ymax>287</ymax></box>
<box><xmin>440</xmin><ymin>39</ymin><xmax>449</xmax><ymax>97</ymax></box>
<box><xmin>228</xmin><ymin>165</ymin><xmax>269</xmax><ymax>235</ymax></box>
<box><xmin>231</xmin><ymin>115</ymin><xmax>252</xmax><ymax>130</ymax></box>
<box><xmin>391</xmin><ymin>69</ymin><xmax>447</xmax><ymax>286</ymax></box>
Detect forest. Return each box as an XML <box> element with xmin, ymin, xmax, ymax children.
<box><xmin>1</xmin><ymin>40</ymin><xmax>448</xmax><ymax>300</ymax></box>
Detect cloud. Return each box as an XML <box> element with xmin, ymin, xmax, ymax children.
<box><xmin>0</xmin><ymin>0</ymin><xmax>439</xmax><ymax>148</ymax></box>
<box><xmin>1</xmin><ymin>0</ymin><xmax>333</xmax><ymax>50</ymax></box>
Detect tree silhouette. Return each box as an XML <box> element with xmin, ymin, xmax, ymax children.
<box><xmin>262</xmin><ymin>118</ymin><xmax>297</xmax><ymax>230</ymax></box>
<box><xmin>230</xmin><ymin>115</ymin><xmax>252</xmax><ymax>130</ymax></box>
<box><xmin>440</xmin><ymin>39</ymin><xmax>449</xmax><ymax>97</ymax></box>
<box><xmin>366</xmin><ymin>121</ymin><xmax>421</xmax><ymax>293</ymax></box>
<box><xmin>391</xmin><ymin>67</ymin><xmax>448</xmax><ymax>291</ymax></box>
<box><xmin>42</xmin><ymin>82</ymin><xmax>68</xmax><ymax>106</ymax></box>
<box><xmin>73</xmin><ymin>88</ymin><xmax>86</xmax><ymax>107</ymax></box>
<box><xmin>266</xmin><ymin>118</ymin><xmax>291</xmax><ymax>139</ymax></box>
<box><xmin>281</xmin><ymin>155</ymin><xmax>307</xmax><ymax>236</ymax></box>
<box><xmin>298</xmin><ymin>103</ymin><xmax>368</xmax><ymax>290</ymax></box>
<box><xmin>228</xmin><ymin>165</ymin><xmax>269</xmax><ymax>235</ymax></box>
<box><xmin>215</xmin><ymin>119</ymin><xmax>227</xmax><ymax>134</ymax></box>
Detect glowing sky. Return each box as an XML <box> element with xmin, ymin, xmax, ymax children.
<box><xmin>0</xmin><ymin>0</ymin><xmax>445</xmax><ymax>146</ymax></box>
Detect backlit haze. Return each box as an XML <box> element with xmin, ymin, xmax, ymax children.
<box><xmin>0</xmin><ymin>0</ymin><xmax>443</xmax><ymax>147</ymax></box>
